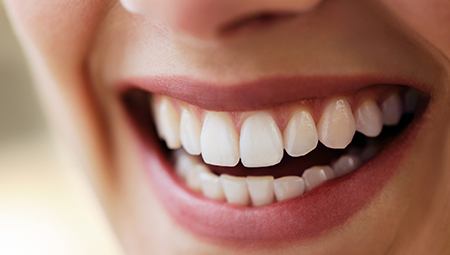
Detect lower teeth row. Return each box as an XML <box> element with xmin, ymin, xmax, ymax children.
<box><xmin>174</xmin><ymin>143</ymin><xmax>379</xmax><ymax>207</ymax></box>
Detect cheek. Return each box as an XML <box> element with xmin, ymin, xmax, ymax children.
<box><xmin>381</xmin><ymin>0</ymin><xmax>450</xmax><ymax>57</ymax></box>
<box><xmin>3</xmin><ymin>0</ymin><xmax>115</xmax><ymax>189</ymax></box>
<box><xmin>3</xmin><ymin>0</ymin><xmax>109</xmax><ymax>67</ymax></box>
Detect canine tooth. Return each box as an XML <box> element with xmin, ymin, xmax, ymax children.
<box><xmin>382</xmin><ymin>93</ymin><xmax>402</xmax><ymax>125</ymax></box>
<box><xmin>220</xmin><ymin>175</ymin><xmax>250</xmax><ymax>206</ymax></box>
<box><xmin>274</xmin><ymin>176</ymin><xmax>305</xmax><ymax>202</ymax></box>
<box><xmin>180</xmin><ymin>108</ymin><xmax>201</xmax><ymax>155</ymax></box>
<box><xmin>151</xmin><ymin>97</ymin><xmax>164</xmax><ymax>138</ymax></box>
<box><xmin>201</xmin><ymin>112</ymin><xmax>240</xmax><ymax>167</ymax></box>
<box><xmin>355</xmin><ymin>100</ymin><xmax>383</xmax><ymax>137</ymax></box>
<box><xmin>240</xmin><ymin>112</ymin><xmax>283</xmax><ymax>167</ymax></box>
<box><xmin>174</xmin><ymin>150</ymin><xmax>197</xmax><ymax>180</ymax></box>
<box><xmin>318</xmin><ymin>98</ymin><xmax>356</xmax><ymax>149</ymax></box>
<box><xmin>283</xmin><ymin>110</ymin><xmax>318</xmax><ymax>157</ymax></box>
<box><xmin>247</xmin><ymin>176</ymin><xmax>275</xmax><ymax>206</ymax></box>
<box><xmin>200</xmin><ymin>171</ymin><xmax>225</xmax><ymax>201</ymax></box>
<box><xmin>303</xmin><ymin>166</ymin><xmax>334</xmax><ymax>191</ymax></box>
<box><xmin>156</xmin><ymin>97</ymin><xmax>181</xmax><ymax>149</ymax></box>
<box><xmin>186</xmin><ymin>164</ymin><xmax>209</xmax><ymax>192</ymax></box>
<box><xmin>332</xmin><ymin>155</ymin><xmax>361</xmax><ymax>177</ymax></box>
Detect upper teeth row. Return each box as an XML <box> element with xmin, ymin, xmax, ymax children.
<box><xmin>153</xmin><ymin>91</ymin><xmax>411</xmax><ymax>168</ymax></box>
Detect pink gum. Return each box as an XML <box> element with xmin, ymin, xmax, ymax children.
<box><xmin>152</xmin><ymin>85</ymin><xmax>405</xmax><ymax>131</ymax></box>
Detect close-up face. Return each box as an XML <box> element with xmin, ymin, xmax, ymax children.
<box><xmin>3</xmin><ymin>0</ymin><xmax>450</xmax><ymax>254</ymax></box>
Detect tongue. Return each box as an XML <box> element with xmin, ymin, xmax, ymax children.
<box><xmin>207</xmin><ymin>144</ymin><xmax>344</xmax><ymax>178</ymax></box>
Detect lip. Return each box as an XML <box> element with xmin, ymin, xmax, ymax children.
<box><xmin>136</xmin><ymin>100</ymin><xmax>423</xmax><ymax>246</ymax></box>
<box><xmin>119</xmin><ymin>75</ymin><xmax>427</xmax><ymax>111</ymax></box>
<box><xmin>120</xmin><ymin>75</ymin><xmax>430</xmax><ymax>246</ymax></box>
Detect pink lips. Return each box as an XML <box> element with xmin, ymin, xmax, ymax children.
<box><xmin>119</xmin><ymin>75</ymin><xmax>428</xmax><ymax>246</ymax></box>
<box><xmin>120</xmin><ymin>75</ymin><xmax>425</xmax><ymax>111</ymax></box>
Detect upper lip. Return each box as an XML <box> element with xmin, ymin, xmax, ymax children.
<box><xmin>119</xmin><ymin>74</ymin><xmax>428</xmax><ymax>111</ymax></box>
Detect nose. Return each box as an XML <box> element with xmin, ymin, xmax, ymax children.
<box><xmin>119</xmin><ymin>0</ymin><xmax>323</xmax><ymax>40</ymax></box>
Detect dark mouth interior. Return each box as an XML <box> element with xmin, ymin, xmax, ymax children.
<box><xmin>122</xmin><ymin>86</ymin><xmax>428</xmax><ymax>178</ymax></box>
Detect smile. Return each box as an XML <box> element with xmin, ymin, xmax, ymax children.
<box><xmin>121</xmin><ymin>75</ymin><xmax>429</xmax><ymax>244</ymax></box>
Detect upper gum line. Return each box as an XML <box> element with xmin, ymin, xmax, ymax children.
<box><xmin>153</xmin><ymin>86</ymin><xmax>401</xmax><ymax>131</ymax></box>
<box><xmin>152</xmin><ymin>86</ymin><xmax>415</xmax><ymax>168</ymax></box>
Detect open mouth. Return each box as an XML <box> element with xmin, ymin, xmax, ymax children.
<box><xmin>121</xmin><ymin>77</ymin><xmax>429</xmax><ymax>243</ymax></box>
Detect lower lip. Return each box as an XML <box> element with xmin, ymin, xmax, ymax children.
<box><xmin>132</xmin><ymin>109</ymin><xmax>422</xmax><ymax>247</ymax></box>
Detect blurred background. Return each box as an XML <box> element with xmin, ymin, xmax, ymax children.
<box><xmin>0</xmin><ymin>5</ymin><xmax>122</xmax><ymax>255</ymax></box>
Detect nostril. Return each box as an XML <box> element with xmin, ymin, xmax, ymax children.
<box><xmin>220</xmin><ymin>11</ymin><xmax>299</xmax><ymax>36</ymax></box>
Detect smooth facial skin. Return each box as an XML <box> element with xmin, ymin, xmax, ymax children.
<box><xmin>4</xmin><ymin>0</ymin><xmax>450</xmax><ymax>254</ymax></box>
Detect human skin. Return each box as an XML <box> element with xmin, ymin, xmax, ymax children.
<box><xmin>3</xmin><ymin>0</ymin><xmax>450</xmax><ymax>254</ymax></box>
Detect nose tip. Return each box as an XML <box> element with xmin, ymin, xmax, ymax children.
<box><xmin>120</xmin><ymin>0</ymin><xmax>324</xmax><ymax>40</ymax></box>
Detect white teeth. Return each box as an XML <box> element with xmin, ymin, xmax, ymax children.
<box><xmin>332</xmin><ymin>155</ymin><xmax>361</xmax><ymax>177</ymax></box>
<box><xmin>220</xmin><ymin>175</ymin><xmax>250</xmax><ymax>206</ymax></box>
<box><xmin>240</xmin><ymin>112</ymin><xmax>284</xmax><ymax>167</ymax></box>
<box><xmin>283</xmin><ymin>110</ymin><xmax>318</xmax><ymax>157</ymax></box>
<box><xmin>303</xmin><ymin>166</ymin><xmax>334</xmax><ymax>191</ymax></box>
<box><xmin>200</xmin><ymin>171</ymin><xmax>225</xmax><ymax>201</ymax></box>
<box><xmin>200</xmin><ymin>112</ymin><xmax>240</xmax><ymax>167</ymax></box>
<box><xmin>247</xmin><ymin>176</ymin><xmax>275</xmax><ymax>206</ymax></box>
<box><xmin>382</xmin><ymin>93</ymin><xmax>403</xmax><ymax>126</ymax></box>
<box><xmin>180</xmin><ymin>108</ymin><xmax>202</xmax><ymax>155</ymax></box>
<box><xmin>156</xmin><ymin>97</ymin><xmax>181</xmax><ymax>149</ymax></box>
<box><xmin>174</xmin><ymin>150</ymin><xmax>225</xmax><ymax>201</ymax></box>
<box><xmin>186</xmin><ymin>165</ymin><xmax>209</xmax><ymax>192</ymax></box>
<box><xmin>151</xmin><ymin>97</ymin><xmax>164</xmax><ymax>138</ymax></box>
<box><xmin>355</xmin><ymin>100</ymin><xmax>383</xmax><ymax>137</ymax></box>
<box><xmin>274</xmin><ymin>176</ymin><xmax>305</xmax><ymax>202</ymax></box>
<box><xmin>174</xmin><ymin>150</ymin><xmax>197</xmax><ymax>179</ymax></box>
<box><xmin>318</xmin><ymin>98</ymin><xmax>356</xmax><ymax>149</ymax></box>
<box><xmin>160</xmin><ymin>89</ymin><xmax>411</xmax><ymax>206</ymax></box>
